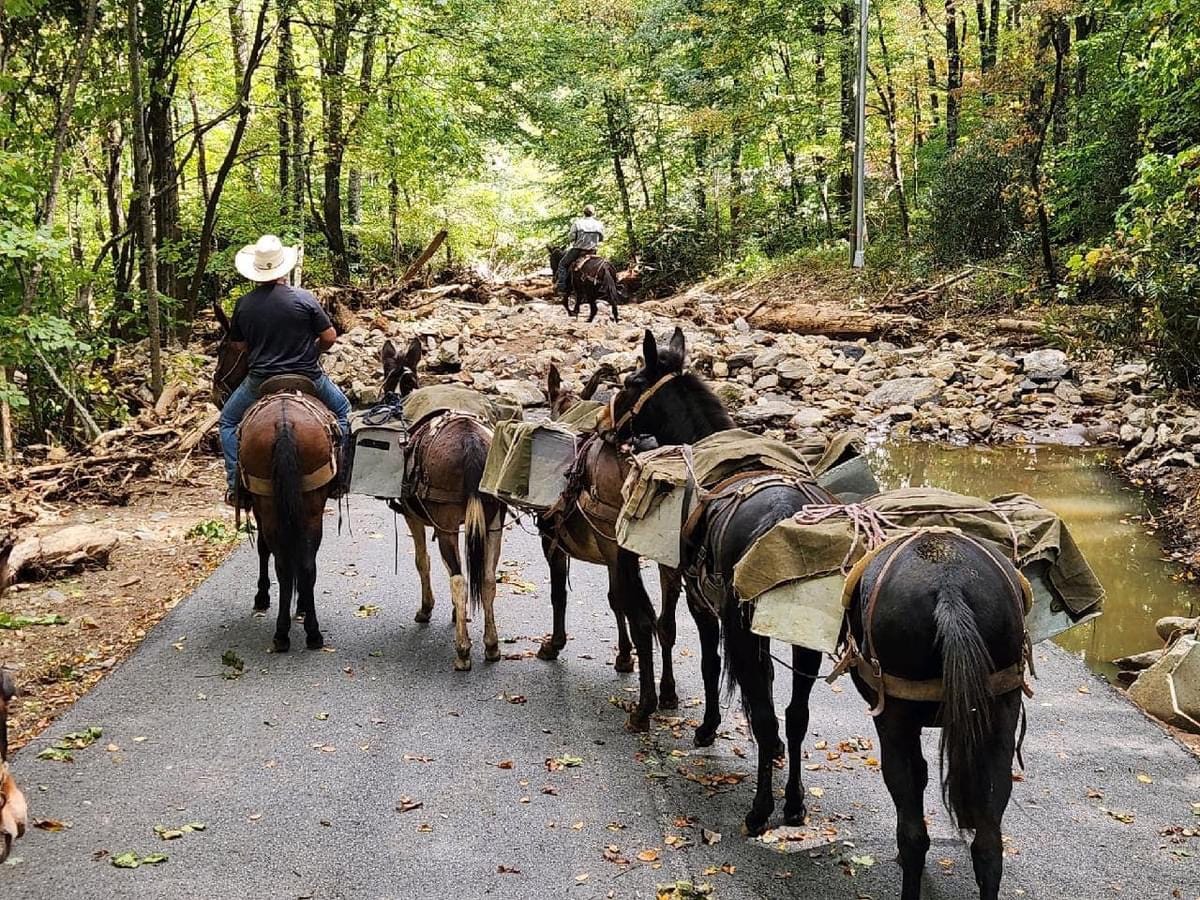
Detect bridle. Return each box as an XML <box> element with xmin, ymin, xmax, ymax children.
<box><xmin>213</xmin><ymin>343</ymin><xmax>248</xmax><ymax>404</ymax></box>
<box><xmin>607</xmin><ymin>371</ymin><xmax>680</xmax><ymax>435</ymax></box>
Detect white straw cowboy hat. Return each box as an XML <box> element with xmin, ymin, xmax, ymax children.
<box><xmin>235</xmin><ymin>234</ymin><xmax>299</xmax><ymax>283</ymax></box>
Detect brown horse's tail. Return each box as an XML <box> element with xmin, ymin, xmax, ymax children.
<box><xmin>271</xmin><ymin>411</ymin><xmax>305</xmax><ymax>606</ymax></box>
<box><xmin>461</xmin><ymin>423</ymin><xmax>491</xmax><ymax>614</ymax></box>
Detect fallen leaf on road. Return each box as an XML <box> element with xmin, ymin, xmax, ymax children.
<box><xmin>637</xmin><ymin>848</ymin><xmax>661</xmax><ymax>862</ymax></box>
<box><xmin>314</xmin><ymin>712</ymin><xmax>329</xmax><ymax>721</ymax></box>
<box><xmin>1102</xmin><ymin>807</ymin><xmax>1135</xmax><ymax>824</ymax></box>
<box><xmin>603</xmin><ymin>845</ymin><xmax>630</xmax><ymax>865</ymax></box>
<box><xmin>354</xmin><ymin>604</ymin><xmax>381</xmax><ymax>618</ymax></box>
<box><xmin>403</xmin><ymin>753</ymin><xmax>433</xmax><ymax>763</ymax></box>
<box><xmin>1086</xmin><ymin>788</ymin><xmax>1104</xmax><ymax>800</ymax></box>
<box><xmin>33</xmin><ymin>819</ymin><xmax>71</xmax><ymax>832</ymax></box>
<box><xmin>416</xmin><ymin>823</ymin><xmax>433</xmax><ymax>833</ymax></box>
<box><xmin>541</xmin><ymin>785</ymin><xmax>558</xmax><ymax>795</ymax></box>
<box><xmin>809</xmin><ymin>787</ymin><xmax>825</xmax><ymax>798</ymax></box>
<box><xmin>1136</xmin><ymin>773</ymin><xmax>1153</xmax><ymax>784</ymax></box>
<box><xmin>493</xmin><ymin>759</ymin><xmax>514</xmax><ymax>769</ymax></box>
<box><xmin>106</xmin><ymin>743</ymin><xmax>121</xmax><ymax>753</ymax></box>
<box><xmin>496</xmin><ymin>865</ymin><xmax>521</xmax><ymax>874</ymax></box>
<box><xmin>396</xmin><ymin>797</ymin><xmax>424</xmax><ymax>813</ymax></box>
<box><xmin>500</xmin><ymin>693</ymin><xmax>527</xmax><ymax>705</ymax></box>
<box><xmin>701</xmin><ymin>828</ymin><xmax>721</xmax><ymax>845</ymax></box>
<box><xmin>546</xmin><ymin>754</ymin><xmax>583</xmax><ymax>771</ymax></box>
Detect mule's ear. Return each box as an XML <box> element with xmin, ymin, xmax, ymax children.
<box><xmin>547</xmin><ymin>364</ymin><xmax>562</xmax><ymax>398</ymax></box>
<box><xmin>666</xmin><ymin>327</ymin><xmax>686</xmax><ymax>370</ymax></box>
<box><xmin>381</xmin><ymin>340</ymin><xmax>398</xmax><ymax>371</ymax></box>
<box><xmin>642</xmin><ymin>329</ymin><xmax>659</xmax><ymax>375</ymax></box>
<box><xmin>404</xmin><ymin>337</ymin><xmax>424</xmax><ymax>370</ymax></box>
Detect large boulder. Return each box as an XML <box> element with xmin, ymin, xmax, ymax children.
<box><xmin>1020</xmin><ymin>348</ymin><xmax>1071</xmax><ymax>382</ymax></box>
<box><xmin>493</xmin><ymin>379</ymin><xmax>546</xmax><ymax>408</ymax></box>
<box><xmin>736</xmin><ymin>399</ymin><xmax>794</xmax><ymax>427</ymax></box>
<box><xmin>865</xmin><ymin>377</ymin><xmax>941</xmax><ymax>410</ymax></box>
<box><xmin>1127</xmin><ymin>636</ymin><xmax>1200</xmax><ymax>733</ymax></box>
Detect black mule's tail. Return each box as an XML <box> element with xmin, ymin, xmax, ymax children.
<box><xmin>934</xmin><ymin>584</ymin><xmax>995</xmax><ymax>827</ymax></box>
<box><xmin>461</xmin><ymin>425</ymin><xmax>490</xmax><ymax>614</ymax></box>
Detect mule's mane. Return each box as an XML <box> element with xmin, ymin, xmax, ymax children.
<box><xmin>639</xmin><ymin>370</ymin><xmax>732</xmax><ymax>444</ymax></box>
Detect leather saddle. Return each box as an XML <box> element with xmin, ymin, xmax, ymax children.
<box><xmin>571</xmin><ymin>249</ymin><xmax>598</xmax><ymax>271</ymax></box>
<box><xmin>259</xmin><ymin>374</ymin><xmax>320</xmax><ymax>399</ymax></box>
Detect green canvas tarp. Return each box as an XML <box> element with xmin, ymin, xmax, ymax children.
<box><xmin>615</xmin><ymin>430</ymin><xmax>873</xmax><ymax>569</ymax></box>
<box><xmin>402</xmin><ymin>384</ymin><xmax>522</xmax><ymax>429</ymax></box>
<box><xmin>619</xmin><ymin>429</ymin><xmax>817</xmax><ymax>523</ymax></box>
<box><xmin>732</xmin><ymin>487</ymin><xmax>1104</xmax><ymax>618</ymax></box>
<box><xmin>555</xmin><ymin>400</ymin><xmax>606</xmax><ymax>432</ymax></box>
<box><xmin>480</xmin><ymin>419</ymin><xmax>578</xmax><ymax>509</ymax></box>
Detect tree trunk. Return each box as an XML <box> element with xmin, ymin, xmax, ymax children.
<box><xmin>21</xmin><ymin>0</ymin><xmax>98</xmax><ymax>311</ymax></box>
<box><xmin>347</xmin><ymin>31</ymin><xmax>376</xmax><ymax>244</ymax></box>
<box><xmin>1029</xmin><ymin>13</ymin><xmax>1068</xmax><ymax>287</ymax></box>
<box><xmin>813</xmin><ymin>9</ymin><xmax>833</xmax><ymax>237</ymax></box>
<box><xmin>228</xmin><ymin>0</ymin><xmax>249</xmax><ymax>85</ymax></box>
<box><xmin>837</xmin><ymin>0</ymin><xmax>854</xmax><ymax>219</ymax></box>
<box><xmin>918</xmin><ymin>0</ymin><xmax>940</xmax><ymax>129</ymax></box>
<box><xmin>604</xmin><ymin>92</ymin><xmax>638</xmax><ymax>253</ymax></box>
<box><xmin>692</xmin><ymin>136</ymin><xmax>708</xmax><ymax>223</ymax></box>
<box><xmin>728</xmin><ymin>135</ymin><xmax>744</xmax><ymax>255</ymax></box>
<box><xmin>275</xmin><ymin>3</ymin><xmax>293</xmax><ymax>222</ymax></box>
<box><xmin>873</xmin><ymin>8</ymin><xmax>911</xmax><ymax>240</ymax></box>
<box><xmin>129</xmin><ymin>0</ymin><xmax>164</xmax><ymax>398</ymax></box>
<box><xmin>945</xmin><ymin>0</ymin><xmax>963</xmax><ymax>149</ymax></box>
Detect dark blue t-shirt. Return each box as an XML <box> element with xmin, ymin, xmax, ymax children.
<box><xmin>229</xmin><ymin>283</ymin><xmax>332</xmax><ymax>380</ymax></box>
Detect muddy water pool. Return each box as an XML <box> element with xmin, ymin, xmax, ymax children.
<box><xmin>868</xmin><ymin>442</ymin><xmax>1199</xmax><ymax>678</ymax></box>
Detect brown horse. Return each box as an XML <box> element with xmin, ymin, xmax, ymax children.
<box><xmin>537</xmin><ymin>364</ymin><xmax>681</xmax><ymax>730</ymax></box>
<box><xmin>238</xmin><ymin>387</ymin><xmax>339</xmax><ymax>652</ymax></box>
<box><xmin>548</xmin><ymin>247</ymin><xmax>625</xmax><ymax>323</ymax></box>
<box><xmin>380</xmin><ymin>338</ymin><xmax>507</xmax><ymax>671</ymax></box>
<box><xmin>1</xmin><ymin>531</ymin><xmax>28</xmax><ymax>863</ymax></box>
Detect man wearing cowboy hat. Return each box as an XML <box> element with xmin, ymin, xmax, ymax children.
<box><xmin>218</xmin><ymin>234</ymin><xmax>352</xmax><ymax>505</ymax></box>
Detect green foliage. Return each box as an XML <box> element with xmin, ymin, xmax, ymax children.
<box><xmin>926</xmin><ymin>132</ymin><xmax>1026</xmax><ymax>264</ymax></box>
<box><xmin>1074</xmin><ymin>150</ymin><xmax>1200</xmax><ymax>387</ymax></box>
<box><xmin>186</xmin><ymin>520</ymin><xmax>239</xmax><ymax>542</ymax></box>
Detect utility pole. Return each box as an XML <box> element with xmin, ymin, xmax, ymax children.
<box><xmin>851</xmin><ymin>0</ymin><xmax>870</xmax><ymax>268</ymax></box>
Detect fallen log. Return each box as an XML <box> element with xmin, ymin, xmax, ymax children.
<box><xmin>173</xmin><ymin>410</ymin><xmax>221</xmax><ymax>454</ymax></box>
<box><xmin>153</xmin><ymin>381</ymin><xmax>187</xmax><ymax>418</ymax></box>
<box><xmin>753</xmin><ymin>305</ymin><xmax>920</xmax><ymax>340</ymax></box>
<box><xmin>9</xmin><ymin>524</ymin><xmax>120</xmax><ymax>581</ymax></box>
<box><xmin>401</xmin><ymin>230</ymin><xmax>449</xmax><ymax>282</ymax></box>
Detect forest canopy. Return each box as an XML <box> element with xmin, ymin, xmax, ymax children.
<box><xmin>1</xmin><ymin>0</ymin><xmax>1199</xmax><ymax>453</ymax></box>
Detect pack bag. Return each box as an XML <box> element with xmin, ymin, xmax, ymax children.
<box><xmin>347</xmin><ymin>399</ymin><xmax>409</xmax><ymax>499</ymax></box>
<box><xmin>480</xmin><ymin>420</ymin><xmax>579</xmax><ymax>510</ymax></box>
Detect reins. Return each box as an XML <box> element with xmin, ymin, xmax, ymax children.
<box><xmin>608</xmin><ymin>371</ymin><xmax>680</xmax><ymax>435</ymax></box>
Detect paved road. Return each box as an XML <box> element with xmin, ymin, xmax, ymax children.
<box><xmin>4</xmin><ymin>498</ymin><xmax>1199</xmax><ymax>899</ymax></box>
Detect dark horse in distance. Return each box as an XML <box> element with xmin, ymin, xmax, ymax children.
<box><xmin>548</xmin><ymin>246</ymin><xmax>625</xmax><ymax>322</ymax></box>
<box><xmin>609</xmin><ymin>329</ymin><xmax>1030</xmax><ymax>900</ymax></box>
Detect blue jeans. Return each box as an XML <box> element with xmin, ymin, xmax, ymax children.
<box><xmin>219</xmin><ymin>374</ymin><xmax>351</xmax><ymax>492</ymax></box>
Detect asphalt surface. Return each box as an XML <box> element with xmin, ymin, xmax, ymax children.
<box><xmin>3</xmin><ymin>497</ymin><xmax>1199</xmax><ymax>899</ymax></box>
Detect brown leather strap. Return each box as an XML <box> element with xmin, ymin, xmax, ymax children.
<box><xmin>609</xmin><ymin>371</ymin><xmax>680</xmax><ymax>433</ymax></box>
<box><xmin>242</xmin><ymin>458</ymin><xmax>337</xmax><ymax>496</ymax></box>
<box><xmin>853</xmin><ymin>657</ymin><xmax>1029</xmax><ymax>704</ymax></box>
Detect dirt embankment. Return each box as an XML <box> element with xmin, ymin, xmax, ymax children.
<box><xmin>2</xmin><ymin>263</ymin><xmax>1197</xmax><ymax>747</ymax></box>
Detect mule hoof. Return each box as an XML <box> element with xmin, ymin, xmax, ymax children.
<box><xmin>659</xmin><ymin>691</ymin><xmax>680</xmax><ymax>710</ymax></box>
<box><xmin>536</xmin><ymin>641</ymin><xmax>561</xmax><ymax>661</ymax></box>
<box><xmin>272</xmin><ymin>637</ymin><xmax>290</xmax><ymax>654</ymax></box>
<box><xmin>613</xmin><ymin>654</ymin><xmax>635</xmax><ymax>673</ymax></box>
<box><xmin>743</xmin><ymin>813</ymin><xmax>771</xmax><ymax>838</ymax></box>
<box><xmin>694</xmin><ymin>723</ymin><xmax>718</xmax><ymax>747</ymax></box>
<box><xmin>307</xmin><ymin>632</ymin><xmax>325</xmax><ymax>650</ymax></box>
<box><xmin>253</xmin><ymin>596</ymin><xmax>270</xmax><ymax>612</ymax></box>
<box><xmin>453</xmin><ymin>651</ymin><xmax>472</xmax><ymax>672</ymax></box>
<box><xmin>485</xmin><ymin>645</ymin><xmax>501</xmax><ymax>663</ymax></box>
<box><xmin>772</xmin><ymin>740</ymin><xmax>786</xmax><ymax>763</ymax></box>
<box><xmin>624</xmin><ymin>714</ymin><xmax>651</xmax><ymax>733</ymax></box>
<box><xmin>414</xmin><ymin>609</ymin><xmax>432</xmax><ymax>624</ymax></box>
<box><xmin>783</xmin><ymin>804</ymin><xmax>808</xmax><ymax>827</ymax></box>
